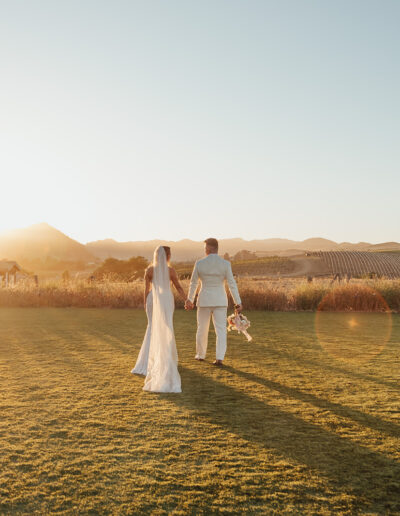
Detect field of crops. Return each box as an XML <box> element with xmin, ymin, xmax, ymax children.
<box><xmin>314</xmin><ymin>252</ymin><xmax>400</xmax><ymax>278</ymax></box>
<box><xmin>173</xmin><ymin>256</ymin><xmax>296</xmax><ymax>278</ymax></box>
<box><xmin>231</xmin><ymin>256</ymin><xmax>296</xmax><ymax>276</ymax></box>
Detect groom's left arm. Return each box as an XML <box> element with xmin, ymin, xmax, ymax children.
<box><xmin>225</xmin><ymin>262</ymin><xmax>242</xmax><ymax>306</ymax></box>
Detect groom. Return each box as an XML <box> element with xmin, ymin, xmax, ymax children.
<box><xmin>185</xmin><ymin>238</ymin><xmax>242</xmax><ymax>366</ymax></box>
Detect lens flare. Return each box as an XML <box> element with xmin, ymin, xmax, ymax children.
<box><xmin>348</xmin><ymin>317</ymin><xmax>359</xmax><ymax>328</ymax></box>
<box><xmin>315</xmin><ymin>287</ymin><xmax>392</xmax><ymax>364</ymax></box>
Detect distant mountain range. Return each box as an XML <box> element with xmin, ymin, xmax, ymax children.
<box><xmin>1</xmin><ymin>223</ymin><xmax>399</xmax><ymax>265</ymax></box>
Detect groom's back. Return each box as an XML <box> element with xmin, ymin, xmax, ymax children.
<box><xmin>196</xmin><ymin>254</ymin><xmax>229</xmax><ymax>306</ymax></box>
<box><xmin>197</xmin><ymin>254</ymin><xmax>226</xmax><ymax>279</ymax></box>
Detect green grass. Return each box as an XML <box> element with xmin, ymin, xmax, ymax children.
<box><xmin>0</xmin><ymin>309</ymin><xmax>399</xmax><ymax>515</ymax></box>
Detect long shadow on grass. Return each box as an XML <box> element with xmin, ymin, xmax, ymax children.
<box><xmin>168</xmin><ymin>366</ymin><xmax>400</xmax><ymax>512</ymax></box>
<box><xmin>224</xmin><ymin>365</ymin><xmax>400</xmax><ymax>439</ymax></box>
<box><xmin>280</xmin><ymin>349</ymin><xmax>399</xmax><ymax>392</ymax></box>
<box><xmin>249</xmin><ymin>336</ymin><xmax>400</xmax><ymax>393</ymax></box>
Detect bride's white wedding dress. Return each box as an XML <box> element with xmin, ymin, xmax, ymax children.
<box><xmin>130</xmin><ymin>290</ymin><xmax>153</xmax><ymax>375</ymax></box>
<box><xmin>131</xmin><ymin>246</ymin><xmax>181</xmax><ymax>393</ymax></box>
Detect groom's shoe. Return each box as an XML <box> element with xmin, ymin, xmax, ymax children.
<box><xmin>213</xmin><ymin>360</ymin><xmax>223</xmax><ymax>367</ymax></box>
<box><xmin>195</xmin><ymin>357</ymin><xmax>205</xmax><ymax>361</ymax></box>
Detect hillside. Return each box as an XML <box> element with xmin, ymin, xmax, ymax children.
<box><xmin>0</xmin><ymin>223</ymin><xmax>96</xmax><ymax>266</ymax></box>
<box><xmin>1</xmin><ymin>222</ymin><xmax>399</xmax><ymax>267</ymax></box>
<box><xmin>86</xmin><ymin>237</ymin><xmax>400</xmax><ymax>261</ymax></box>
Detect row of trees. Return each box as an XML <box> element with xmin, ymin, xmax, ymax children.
<box><xmin>93</xmin><ymin>256</ymin><xmax>149</xmax><ymax>281</ymax></box>
<box><xmin>89</xmin><ymin>250</ymin><xmax>259</xmax><ymax>282</ymax></box>
<box><xmin>228</xmin><ymin>250</ymin><xmax>257</xmax><ymax>261</ymax></box>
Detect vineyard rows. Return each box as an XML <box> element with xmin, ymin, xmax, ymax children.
<box><xmin>313</xmin><ymin>251</ymin><xmax>400</xmax><ymax>278</ymax></box>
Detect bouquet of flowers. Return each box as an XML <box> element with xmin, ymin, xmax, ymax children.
<box><xmin>227</xmin><ymin>310</ymin><xmax>252</xmax><ymax>342</ymax></box>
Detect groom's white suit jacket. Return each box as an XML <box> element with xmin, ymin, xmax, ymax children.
<box><xmin>188</xmin><ymin>254</ymin><xmax>241</xmax><ymax>307</ymax></box>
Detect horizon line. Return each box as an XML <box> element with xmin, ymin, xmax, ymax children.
<box><xmin>0</xmin><ymin>222</ymin><xmax>398</xmax><ymax>247</ymax></box>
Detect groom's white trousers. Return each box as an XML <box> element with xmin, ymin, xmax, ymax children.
<box><xmin>196</xmin><ymin>306</ymin><xmax>227</xmax><ymax>360</ymax></box>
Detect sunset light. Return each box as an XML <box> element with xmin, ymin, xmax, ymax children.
<box><xmin>1</xmin><ymin>1</ymin><xmax>399</xmax><ymax>514</ymax></box>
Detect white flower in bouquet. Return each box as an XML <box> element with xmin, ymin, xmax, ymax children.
<box><xmin>227</xmin><ymin>312</ymin><xmax>252</xmax><ymax>342</ymax></box>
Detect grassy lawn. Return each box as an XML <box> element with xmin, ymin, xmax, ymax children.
<box><xmin>0</xmin><ymin>309</ymin><xmax>399</xmax><ymax>515</ymax></box>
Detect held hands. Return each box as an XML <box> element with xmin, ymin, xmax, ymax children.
<box><xmin>185</xmin><ymin>299</ymin><xmax>194</xmax><ymax>310</ymax></box>
<box><xmin>234</xmin><ymin>304</ymin><xmax>243</xmax><ymax>313</ymax></box>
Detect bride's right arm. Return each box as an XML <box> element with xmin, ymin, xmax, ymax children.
<box><xmin>170</xmin><ymin>268</ymin><xmax>186</xmax><ymax>301</ymax></box>
<box><xmin>144</xmin><ymin>267</ymin><xmax>152</xmax><ymax>307</ymax></box>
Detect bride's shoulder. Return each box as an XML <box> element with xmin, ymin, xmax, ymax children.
<box><xmin>145</xmin><ymin>265</ymin><xmax>154</xmax><ymax>278</ymax></box>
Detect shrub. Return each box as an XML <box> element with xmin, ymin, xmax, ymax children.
<box><xmin>292</xmin><ymin>284</ymin><xmax>328</xmax><ymax>311</ymax></box>
<box><xmin>317</xmin><ymin>284</ymin><xmax>389</xmax><ymax>312</ymax></box>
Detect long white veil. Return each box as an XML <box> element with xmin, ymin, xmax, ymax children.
<box><xmin>143</xmin><ymin>246</ymin><xmax>181</xmax><ymax>393</ymax></box>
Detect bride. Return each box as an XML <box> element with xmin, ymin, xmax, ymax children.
<box><xmin>131</xmin><ymin>245</ymin><xmax>186</xmax><ymax>393</ymax></box>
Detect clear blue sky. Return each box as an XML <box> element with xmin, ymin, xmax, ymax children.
<box><xmin>0</xmin><ymin>0</ymin><xmax>399</xmax><ymax>243</ymax></box>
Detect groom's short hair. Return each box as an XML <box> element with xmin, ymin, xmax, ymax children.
<box><xmin>204</xmin><ymin>238</ymin><xmax>218</xmax><ymax>251</ymax></box>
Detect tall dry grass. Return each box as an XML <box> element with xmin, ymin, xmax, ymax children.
<box><xmin>1</xmin><ymin>277</ymin><xmax>400</xmax><ymax>311</ymax></box>
<box><xmin>0</xmin><ymin>279</ymin><xmax>144</xmax><ymax>309</ymax></box>
<box><xmin>237</xmin><ymin>277</ymin><xmax>400</xmax><ymax>312</ymax></box>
